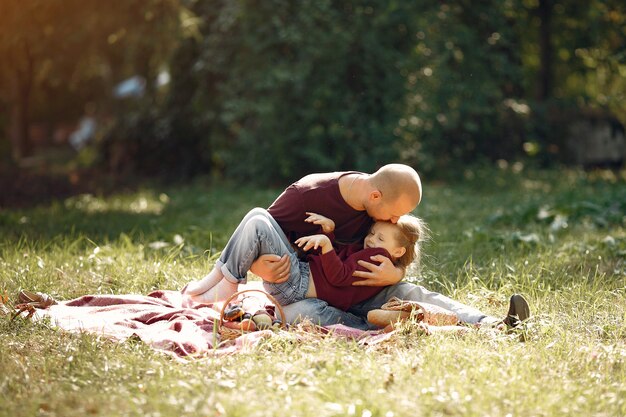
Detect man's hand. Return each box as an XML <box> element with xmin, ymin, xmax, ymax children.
<box><xmin>250</xmin><ymin>254</ymin><xmax>291</xmax><ymax>283</ymax></box>
<box><xmin>304</xmin><ymin>212</ymin><xmax>335</xmax><ymax>234</ymax></box>
<box><xmin>352</xmin><ymin>254</ymin><xmax>404</xmax><ymax>286</ymax></box>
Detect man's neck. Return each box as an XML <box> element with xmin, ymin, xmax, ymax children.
<box><xmin>340</xmin><ymin>173</ymin><xmax>367</xmax><ymax>211</ymax></box>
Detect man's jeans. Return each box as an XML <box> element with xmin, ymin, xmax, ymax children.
<box><xmin>283</xmin><ymin>282</ymin><xmax>495</xmax><ymax>330</ymax></box>
<box><xmin>216</xmin><ymin>208</ymin><xmax>310</xmax><ymax>305</ymax></box>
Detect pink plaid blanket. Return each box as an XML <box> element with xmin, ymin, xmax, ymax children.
<box><xmin>26</xmin><ymin>286</ymin><xmax>387</xmax><ymax>359</ymax></box>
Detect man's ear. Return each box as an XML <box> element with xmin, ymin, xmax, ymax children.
<box><xmin>392</xmin><ymin>247</ymin><xmax>406</xmax><ymax>259</ymax></box>
<box><xmin>369</xmin><ymin>190</ymin><xmax>382</xmax><ymax>203</ymax></box>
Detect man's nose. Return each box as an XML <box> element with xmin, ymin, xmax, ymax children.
<box><xmin>390</xmin><ymin>216</ymin><xmax>399</xmax><ymax>223</ymax></box>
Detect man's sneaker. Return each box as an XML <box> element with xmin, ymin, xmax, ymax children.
<box><xmin>503</xmin><ymin>294</ymin><xmax>530</xmax><ymax>329</ymax></box>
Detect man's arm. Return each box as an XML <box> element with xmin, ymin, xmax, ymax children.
<box><xmin>352</xmin><ymin>255</ymin><xmax>404</xmax><ymax>286</ymax></box>
<box><xmin>315</xmin><ymin>247</ymin><xmax>389</xmax><ymax>287</ymax></box>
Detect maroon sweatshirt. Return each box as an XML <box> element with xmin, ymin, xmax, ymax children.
<box><xmin>308</xmin><ymin>244</ymin><xmax>389</xmax><ymax>311</ymax></box>
<box><xmin>268</xmin><ymin>171</ymin><xmax>373</xmax><ymax>245</ymax></box>
<box><xmin>268</xmin><ymin>171</ymin><xmax>388</xmax><ymax>310</ymax></box>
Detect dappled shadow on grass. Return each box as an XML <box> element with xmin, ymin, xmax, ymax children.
<box><xmin>0</xmin><ymin>165</ymin><xmax>140</xmax><ymax>209</ymax></box>
<box><xmin>0</xmin><ymin>177</ymin><xmax>281</xmax><ymax>253</ymax></box>
<box><xmin>0</xmin><ymin>194</ymin><xmax>166</xmax><ymax>245</ymax></box>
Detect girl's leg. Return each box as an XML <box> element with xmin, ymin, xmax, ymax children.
<box><xmin>183</xmin><ymin>268</ymin><xmax>234</xmax><ymax>303</ymax></box>
<box><xmin>184</xmin><ymin>269</ymin><xmax>224</xmax><ymax>296</ymax></box>
<box><xmin>217</xmin><ymin>208</ymin><xmax>298</xmax><ymax>283</ymax></box>
<box><xmin>184</xmin><ymin>208</ymin><xmax>277</xmax><ymax>299</ymax></box>
<box><xmin>186</xmin><ymin>208</ymin><xmax>299</xmax><ymax>302</ymax></box>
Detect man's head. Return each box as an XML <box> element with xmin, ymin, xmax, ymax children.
<box><xmin>364</xmin><ymin>164</ymin><xmax>422</xmax><ymax>223</ymax></box>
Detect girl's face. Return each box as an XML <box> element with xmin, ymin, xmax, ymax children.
<box><xmin>363</xmin><ymin>222</ymin><xmax>406</xmax><ymax>259</ymax></box>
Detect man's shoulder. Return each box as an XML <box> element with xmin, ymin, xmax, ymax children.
<box><xmin>296</xmin><ymin>170</ymin><xmax>366</xmax><ymax>193</ymax></box>
<box><xmin>296</xmin><ymin>171</ymin><xmax>346</xmax><ymax>187</ymax></box>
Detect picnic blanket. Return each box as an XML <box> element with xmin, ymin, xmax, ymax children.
<box><xmin>16</xmin><ymin>284</ymin><xmax>392</xmax><ymax>359</ymax></box>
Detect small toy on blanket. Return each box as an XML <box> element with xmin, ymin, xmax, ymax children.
<box><xmin>219</xmin><ymin>289</ymin><xmax>285</xmax><ymax>339</ymax></box>
<box><xmin>367</xmin><ymin>297</ymin><xmax>468</xmax><ymax>335</ymax></box>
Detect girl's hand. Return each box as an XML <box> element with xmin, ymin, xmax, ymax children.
<box><xmin>304</xmin><ymin>212</ymin><xmax>335</xmax><ymax>234</ymax></box>
<box><xmin>295</xmin><ymin>234</ymin><xmax>333</xmax><ymax>254</ymax></box>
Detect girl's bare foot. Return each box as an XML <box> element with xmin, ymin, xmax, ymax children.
<box><xmin>189</xmin><ymin>278</ymin><xmax>238</xmax><ymax>303</ymax></box>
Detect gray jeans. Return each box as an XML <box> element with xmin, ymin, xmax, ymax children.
<box><xmin>216</xmin><ymin>207</ymin><xmax>309</xmax><ymax>306</ymax></box>
<box><xmin>282</xmin><ymin>283</ymin><xmax>496</xmax><ymax>330</ymax></box>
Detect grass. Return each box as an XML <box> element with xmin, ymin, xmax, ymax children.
<box><xmin>1</xmin><ymin>166</ymin><xmax>625</xmax><ymax>417</ymax></box>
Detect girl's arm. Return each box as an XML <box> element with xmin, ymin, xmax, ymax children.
<box><xmin>304</xmin><ymin>212</ymin><xmax>335</xmax><ymax>234</ymax></box>
<box><xmin>316</xmin><ymin>247</ymin><xmax>389</xmax><ymax>287</ymax></box>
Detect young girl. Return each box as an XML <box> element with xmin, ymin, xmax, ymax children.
<box><xmin>183</xmin><ymin>207</ymin><xmax>426</xmax><ymax>311</ymax></box>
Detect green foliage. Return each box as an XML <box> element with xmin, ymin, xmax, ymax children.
<box><xmin>395</xmin><ymin>0</ymin><xmax>526</xmax><ymax>173</ymax></box>
<box><xmin>0</xmin><ymin>0</ymin><xmax>181</xmax><ymax>159</ymax></box>
<box><xmin>518</xmin><ymin>0</ymin><xmax>626</xmax><ymax>118</ymax></box>
<box><xmin>2</xmin><ymin>0</ymin><xmax>625</xmax><ymax>182</ymax></box>
<box><xmin>158</xmin><ymin>0</ymin><xmax>623</xmax><ymax>182</ymax></box>
<box><xmin>394</xmin><ymin>0</ymin><xmax>626</xmax><ymax>177</ymax></box>
<box><xmin>168</xmin><ymin>0</ymin><xmax>421</xmax><ymax>182</ymax></box>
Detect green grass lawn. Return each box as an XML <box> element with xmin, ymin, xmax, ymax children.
<box><xmin>1</xmin><ymin>166</ymin><xmax>625</xmax><ymax>417</ymax></box>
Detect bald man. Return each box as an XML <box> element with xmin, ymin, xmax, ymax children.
<box><xmin>186</xmin><ymin>164</ymin><xmax>522</xmax><ymax>329</ymax></box>
<box><xmin>245</xmin><ymin>164</ymin><xmax>506</xmax><ymax>329</ymax></box>
<box><xmin>251</xmin><ymin>164</ymin><xmax>423</xmax><ymax>286</ymax></box>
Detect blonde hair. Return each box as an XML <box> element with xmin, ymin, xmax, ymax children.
<box><xmin>389</xmin><ymin>214</ymin><xmax>428</xmax><ymax>269</ymax></box>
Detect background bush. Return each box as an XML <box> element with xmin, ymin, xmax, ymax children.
<box><xmin>2</xmin><ymin>0</ymin><xmax>625</xmax><ymax>183</ymax></box>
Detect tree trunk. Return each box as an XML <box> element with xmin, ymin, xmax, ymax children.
<box><xmin>9</xmin><ymin>93</ymin><xmax>33</xmax><ymax>161</ymax></box>
<box><xmin>538</xmin><ymin>0</ymin><xmax>553</xmax><ymax>101</ymax></box>
<box><xmin>9</xmin><ymin>42</ymin><xmax>34</xmax><ymax>161</ymax></box>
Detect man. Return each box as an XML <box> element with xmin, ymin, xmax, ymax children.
<box><xmin>187</xmin><ymin>163</ymin><xmax>529</xmax><ymax>329</ymax></box>
<box><xmin>185</xmin><ymin>164</ymin><xmax>420</xmax><ymax>308</ymax></box>
<box><xmin>251</xmin><ymin>163</ymin><xmax>422</xmax><ymax>288</ymax></box>
<box><xmin>245</xmin><ymin>163</ymin><xmax>526</xmax><ymax>330</ymax></box>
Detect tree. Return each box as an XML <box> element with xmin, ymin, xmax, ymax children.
<box><xmin>0</xmin><ymin>0</ymin><xmax>181</xmax><ymax>162</ymax></box>
<box><xmin>396</xmin><ymin>0</ymin><xmax>626</xmax><ymax>174</ymax></box>
<box><xmin>180</xmin><ymin>0</ymin><xmax>421</xmax><ymax>182</ymax></box>
<box><xmin>393</xmin><ymin>0</ymin><xmax>526</xmax><ymax>173</ymax></box>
